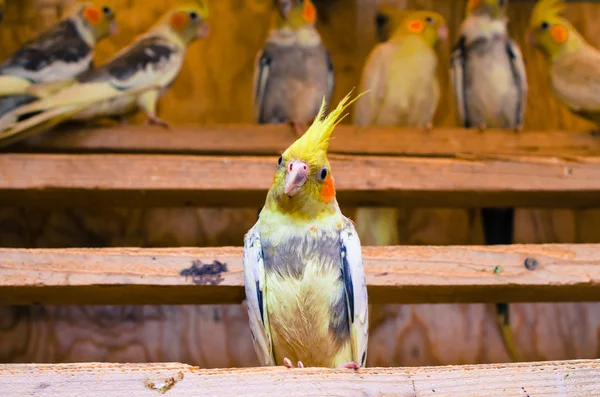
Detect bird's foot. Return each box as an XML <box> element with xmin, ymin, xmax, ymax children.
<box><xmin>145</xmin><ymin>114</ymin><xmax>171</xmax><ymax>129</ymax></box>
<box><xmin>423</xmin><ymin>121</ymin><xmax>433</xmax><ymax>131</ymax></box>
<box><xmin>338</xmin><ymin>361</ymin><xmax>360</xmax><ymax>370</ymax></box>
<box><xmin>283</xmin><ymin>357</ymin><xmax>304</xmax><ymax>369</ymax></box>
<box><xmin>290</xmin><ymin>120</ymin><xmax>307</xmax><ymax>137</ymax></box>
<box><xmin>478</xmin><ymin>123</ymin><xmax>487</xmax><ymax>133</ymax></box>
<box><xmin>514</xmin><ymin>124</ymin><xmax>523</xmax><ymax>133</ymax></box>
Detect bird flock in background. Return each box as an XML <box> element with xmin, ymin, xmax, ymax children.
<box><xmin>0</xmin><ymin>0</ymin><xmax>598</xmax><ymax>369</ymax></box>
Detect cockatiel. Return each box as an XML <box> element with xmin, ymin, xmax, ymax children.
<box><xmin>353</xmin><ymin>9</ymin><xmax>447</xmax><ymax>247</ymax></box>
<box><xmin>451</xmin><ymin>0</ymin><xmax>527</xmax><ymax>363</ymax></box>
<box><xmin>253</xmin><ymin>0</ymin><xmax>334</xmax><ymax>136</ymax></box>
<box><xmin>243</xmin><ymin>91</ymin><xmax>369</xmax><ymax>369</ymax></box>
<box><xmin>0</xmin><ymin>2</ymin><xmax>117</xmax><ymax>115</ymax></box>
<box><xmin>451</xmin><ymin>0</ymin><xmax>527</xmax><ymax>131</ymax></box>
<box><xmin>0</xmin><ymin>1</ymin><xmax>210</xmax><ymax>147</ymax></box>
<box><xmin>528</xmin><ymin>0</ymin><xmax>600</xmax><ymax>126</ymax></box>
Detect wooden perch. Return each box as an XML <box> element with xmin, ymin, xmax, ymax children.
<box><xmin>1</xmin><ymin>244</ymin><xmax>600</xmax><ymax>305</ymax></box>
<box><xmin>1</xmin><ymin>359</ymin><xmax>600</xmax><ymax>396</ymax></box>
<box><xmin>13</xmin><ymin>124</ymin><xmax>600</xmax><ymax>157</ymax></box>
<box><xmin>0</xmin><ymin>153</ymin><xmax>598</xmax><ymax>208</ymax></box>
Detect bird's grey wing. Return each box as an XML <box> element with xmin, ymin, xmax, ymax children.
<box><xmin>340</xmin><ymin>218</ymin><xmax>369</xmax><ymax>367</ymax></box>
<box><xmin>325</xmin><ymin>49</ymin><xmax>335</xmax><ymax>106</ymax></box>
<box><xmin>506</xmin><ymin>39</ymin><xmax>527</xmax><ymax>127</ymax></box>
<box><xmin>243</xmin><ymin>225</ymin><xmax>275</xmax><ymax>366</ymax></box>
<box><xmin>450</xmin><ymin>35</ymin><xmax>469</xmax><ymax>127</ymax></box>
<box><xmin>253</xmin><ymin>48</ymin><xmax>271</xmax><ymax>123</ymax></box>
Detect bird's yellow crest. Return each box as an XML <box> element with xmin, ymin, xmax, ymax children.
<box><xmin>285</xmin><ymin>90</ymin><xmax>368</xmax><ymax>164</ymax></box>
<box><xmin>530</xmin><ymin>0</ymin><xmax>564</xmax><ymax>28</ymax></box>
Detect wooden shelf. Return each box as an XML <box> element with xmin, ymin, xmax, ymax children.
<box><xmin>12</xmin><ymin>124</ymin><xmax>600</xmax><ymax>157</ymax></box>
<box><xmin>2</xmin><ymin>359</ymin><xmax>599</xmax><ymax>396</ymax></box>
<box><xmin>0</xmin><ymin>153</ymin><xmax>598</xmax><ymax>208</ymax></box>
<box><xmin>1</xmin><ymin>244</ymin><xmax>599</xmax><ymax>305</ymax></box>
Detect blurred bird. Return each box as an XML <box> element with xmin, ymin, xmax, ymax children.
<box><xmin>243</xmin><ymin>91</ymin><xmax>369</xmax><ymax>369</ymax></box>
<box><xmin>253</xmin><ymin>0</ymin><xmax>334</xmax><ymax>136</ymax></box>
<box><xmin>0</xmin><ymin>1</ymin><xmax>210</xmax><ymax>147</ymax></box>
<box><xmin>0</xmin><ymin>2</ymin><xmax>117</xmax><ymax>116</ymax></box>
<box><xmin>451</xmin><ymin>0</ymin><xmax>527</xmax><ymax>363</ymax></box>
<box><xmin>353</xmin><ymin>9</ymin><xmax>447</xmax><ymax>247</ymax></box>
<box><xmin>528</xmin><ymin>0</ymin><xmax>600</xmax><ymax>127</ymax></box>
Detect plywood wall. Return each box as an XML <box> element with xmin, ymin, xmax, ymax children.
<box><xmin>1</xmin><ymin>0</ymin><xmax>600</xmax><ymax>368</ymax></box>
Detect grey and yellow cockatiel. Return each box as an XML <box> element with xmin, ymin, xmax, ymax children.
<box><xmin>450</xmin><ymin>0</ymin><xmax>527</xmax><ymax>363</ymax></box>
<box><xmin>244</xmin><ymin>91</ymin><xmax>368</xmax><ymax>369</ymax></box>
<box><xmin>253</xmin><ymin>0</ymin><xmax>334</xmax><ymax>136</ymax></box>
<box><xmin>0</xmin><ymin>1</ymin><xmax>209</xmax><ymax>147</ymax></box>
<box><xmin>0</xmin><ymin>2</ymin><xmax>117</xmax><ymax>117</ymax></box>
<box><xmin>353</xmin><ymin>9</ymin><xmax>447</xmax><ymax>247</ymax></box>
<box><xmin>528</xmin><ymin>0</ymin><xmax>600</xmax><ymax>126</ymax></box>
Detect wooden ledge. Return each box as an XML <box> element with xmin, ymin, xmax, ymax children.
<box><xmin>1</xmin><ymin>360</ymin><xmax>599</xmax><ymax>396</ymax></box>
<box><xmin>12</xmin><ymin>124</ymin><xmax>600</xmax><ymax>157</ymax></box>
<box><xmin>1</xmin><ymin>244</ymin><xmax>600</xmax><ymax>305</ymax></box>
<box><xmin>0</xmin><ymin>153</ymin><xmax>598</xmax><ymax>208</ymax></box>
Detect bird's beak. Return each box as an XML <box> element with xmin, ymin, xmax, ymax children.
<box><xmin>197</xmin><ymin>21</ymin><xmax>210</xmax><ymax>39</ymax></box>
<box><xmin>109</xmin><ymin>20</ymin><xmax>117</xmax><ymax>35</ymax></box>
<box><xmin>284</xmin><ymin>161</ymin><xmax>308</xmax><ymax>197</ymax></box>
<box><xmin>438</xmin><ymin>23</ymin><xmax>448</xmax><ymax>41</ymax></box>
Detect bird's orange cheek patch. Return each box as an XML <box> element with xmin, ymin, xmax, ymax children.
<box><xmin>407</xmin><ymin>20</ymin><xmax>424</xmax><ymax>34</ymax></box>
<box><xmin>303</xmin><ymin>1</ymin><xmax>316</xmax><ymax>23</ymax></box>
<box><xmin>320</xmin><ymin>175</ymin><xmax>335</xmax><ymax>203</ymax></box>
<box><xmin>83</xmin><ymin>6</ymin><xmax>102</xmax><ymax>25</ymax></box>
<box><xmin>550</xmin><ymin>25</ymin><xmax>568</xmax><ymax>44</ymax></box>
<box><xmin>170</xmin><ymin>11</ymin><xmax>189</xmax><ymax>31</ymax></box>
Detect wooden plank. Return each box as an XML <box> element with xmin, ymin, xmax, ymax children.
<box><xmin>12</xmin><ymin>124</ymin><xmax>600</xmax><ymax>157</ymax></box>
<box><xmin>1</xmin><ymin>360</ymin><xmax>599</xmax><ymax>396</ymax></box>
<box><xmin>2</xmin><ymin>244</ymin><xmax>600</xmax><ymax>305</ymax></box>
<box><xmin>0</xmin><ymin>153</ymin><xmax>599</xmax><ymax>208</ymax></box>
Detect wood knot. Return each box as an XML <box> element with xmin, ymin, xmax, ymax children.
<box><xmin>180</xmin><ymin>260</ymin><xmax>227</xmax><ymax>285</ymax></box>
<box><xmin>524</xmin><ymin>257</ymin><xmax>538</xmax><ymax>271</ymax></box>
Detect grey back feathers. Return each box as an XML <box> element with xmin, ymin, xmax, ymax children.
<box><xmin>0</xmin><ymin>19</ymin><xmax>93</xmax><ymax>83</ymax></box>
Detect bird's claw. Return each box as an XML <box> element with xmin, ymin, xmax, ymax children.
<box><xmin>145</xmin><ymin>114</ymin><xmax>171</xmax><ymax>129</ymax></box>
<box><xmin>478</xmin><ymin>123</ymin><xmax>487</xmax><ymax>133</ymax></box>
<box><xmin>338</xmin><ymin>361</ymin><xmax>360</xmax><ymax>370</ymax></box>
<box><xmin>514</xmin><ymin>124</ymin><xmax>523</xmax><ymax>133</ymax></box>
<box><xmin>424</xmin><ymin>122</ymin><xmax>433</xmax><ymax>131</ymax></box>
<box><xmin>291</xmin><ymin>120</ymin><xmax>307</xmax><ymax>137</ymax></box>
<box><xmin>283</xmin><ymin>357</ymin><xmax>304</xmax><ymax>369</ymax></box>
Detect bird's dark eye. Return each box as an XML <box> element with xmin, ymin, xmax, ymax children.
<box><xmin>190</xmin><ymin>11</ymin><xmax>199</xmax><ymax>21</ymax></box>
<box><xmin>540</xmin><ymin>21</ymin><xmax>549</xmax><ymax>30</ymax></box>
<box><xmin>425</xmin><ymin>17</ymin><xmax>433</xmax><ymax>24</ymax></box>
<box><xmin>102</xmin><ymin>6</ymin><xmax>113</xmax><ymax>17</ymax></box>
<box><xmin>277</xmin><ymin>156</ymin><xmax>283</xmax><ymax>167</ymax></box>
<box><xmin>318</xmin><ymin>167</ymin><xmax>328</xmax><ymax>181</ymax></box>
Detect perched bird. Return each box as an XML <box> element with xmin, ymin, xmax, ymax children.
<box><xmin>0</xmin><ymin>2</ymin><xmax>117</xmax><ymax>113</ymax></box>
<box><xmin>253</xmin><ymin>0</ymin><xmax>334</xmax><ymax>136</ymax></box>
<box><xmin>451</xmin><ymin>0</ymin><xmax>527</xmax><ymax>363</ymax></box>
<box><xmin>0</xmin><ymin>1</ymin><xmax>210</xmax><ymax>147</ymax></box>
<box><xmin>243</xmin><ymin>91</ymin><xmax>369</xmax><ymax>369</ymax></box>
<box><xmin>528</xmin><ymin>0</ymin><xmax>600</xmax><ymax>127</ymax></box>
<box><xmin>353</xmin><ymin>9</ymin><xmax>447</xmax><ymax>247</ymax></box>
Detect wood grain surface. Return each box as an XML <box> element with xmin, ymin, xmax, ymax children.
<box><xmin>0</xmin><ymin>153</ymin><xmax>598</xmax><ymax>208</ymax></box>
<box><xmin>2</xmin><ymin>245</ymin><xmax>600</xmax><ymax>305</ymax></box>
<box><xmin>12</xmin><ymin>125</ymin><xmax>600</xmax><ymax>157</ymax></box>
<box><xmin>2</xmin><ymin>360</ymin><xmax>600</xmax><ymax>396</ymax></box>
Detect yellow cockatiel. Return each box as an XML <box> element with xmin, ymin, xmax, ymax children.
<box><xmin>0</xmin><ymin>1</ymin><xmax>209</xmax><ymax>147</ymax></box>
<box><xmin>243</xmin><ymin>92</ymin><xmax>369</xmax><ymax>369</ymax></box>
<box><xmin>529</xmin><ymin>0</ymin><xmax>600</xmax><ymax>126</ymax></box>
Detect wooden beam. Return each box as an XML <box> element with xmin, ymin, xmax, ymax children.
<box><xmin>1</xmin><ymin>244</ymin><xmax>600</xmax><ymax>305</ymax></box>
<box><xmin>0</xmin><ymin>153</ymin><xmax>599</xmax><ymax>208</ymax></box>
<box><xmin>1</xmin><ymin>360</ymin><xmax>599</xmax><ymax>396</ymax></box>
<box><xmin>12</xmin><ymin>124</ymin><xmax>600</xmax><ymax>157</ymax></box>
